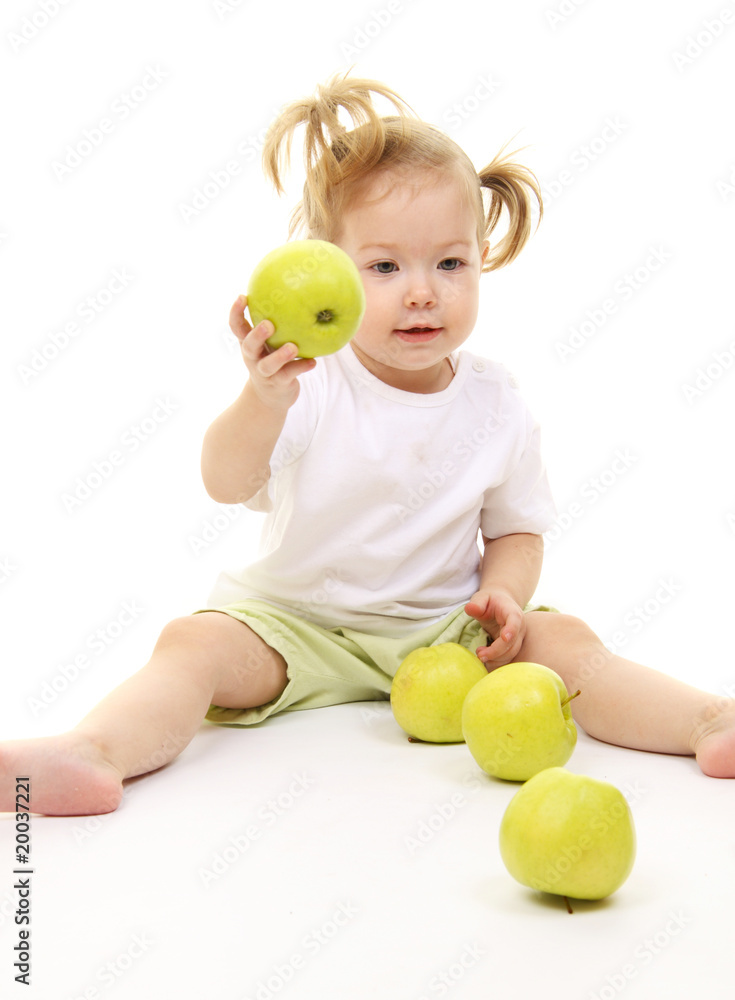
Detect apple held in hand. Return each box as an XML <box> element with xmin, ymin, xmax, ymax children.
<box><xmin>499</xmin><ymin>767</ymin><xmax>636</xmax><ymax>901</ymax></box>
<box><xmin>247</xmin><ymin>239</ymin><xmax>366</xmax><ymax>358</ymax></box>
<box><xmin>390</xmin><ymin>643</ymin><xmax>488</xmax><ymax>743</ymax></box>
<box><xmin>461</xmin><ymin>662</ymin><xmax>578</xmax><ymax>781</ymax></box>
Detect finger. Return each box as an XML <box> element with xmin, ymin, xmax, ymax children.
<box><xmin>479</xmin><ymin>643</ymin><xmax>517</xmax><ymax>668</ymax></box>
<box><xmin>479</xmin><ymin>637</ymin><xmax>512</xmax><ymax>664</ymax></box>
<box><xmin>478</xmin><ymin>621</ymin><xmax>519</xmax><ymax>661</ymax></box>
<box><xmin>464</xmin><ymin>597</ymin><xmax>489</xmax><ymax>620</ymax></box>
<box><xmin>483</xmin><ymin>622</ymin><xmax>525</xmax><ymax>665</ymax></box>
<box><xmin>281</xmin><ymin>358</ymin><xmax>316</xmax><ymax>379</ymax></box>
<box><xmin>498</xmin><ymin>608</ymin><xmax>523</xmax><ymax>644</ymax></box>
<box><xmin>241</xmin><ymin>321</ymin><xmax>277</xmax><ymax>363</ymax></box>
<box><xmin>274</xmin><ymin>356</ymin><xmax>317</xmax><ymax>380</ymax></box>
<box><xmin>229</xmin><ymin>295</ymin><xmax>253</xmax><ymax>341</ymax></box>
<box><xmin>256</xmin><ymin>342</ymin><xmax>302</xmax><ymax>378</ymax></box>
<box><xmin>489</xmin><ymin>597</ymin><xmax>521</xmax><ymax>635</ymax></box>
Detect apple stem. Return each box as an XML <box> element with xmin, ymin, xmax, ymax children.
<box><xmin>563</xmin><ymin>896</ymin><xmax>574</xmax><ymax>915</ymax></box>
<box><xmin>407</xmin><ymin>736</ymin><xmax>427</xmax><ymax>743</ymax></box>
<box><xmin>560</xmin><ymin>689</ymin><xmax>582</xmax><ymax>708</ymax></box>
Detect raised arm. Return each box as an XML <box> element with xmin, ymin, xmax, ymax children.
<box><xmin>201</xmin><ymin>295</ymin><xmax>316</xmax><ymax>504</ymax></box>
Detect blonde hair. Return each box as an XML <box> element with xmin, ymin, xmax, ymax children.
<box><xmin>262</xmin><ymin>71</ymin><xmax>542</xmax><ymax>272</ymax></box>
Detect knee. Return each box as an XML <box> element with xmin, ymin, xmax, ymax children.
<box><xmin>525</xmin><ymin>612</ymin><xmax>609</xmax><ymax>675</ymax></box>
<box><xmin>518</xmin><ymin>611</ymin><xmax>611</xmax><ymax>695</ymax></box>
<box><xmin>537</xmin><ymin>612</ymin><xmax>614</xmax><ymax>682</ymax></box>
<box><xmin>543</xmin><ymin>612</ymin><xmax>600</xmax><ymax>644</ymax></box>
<box><xmin>153</xmin><ymin>612</ymin><xmax>228</xmax><ymax>655</ymax></box>
<box><xmin>527</xmin><ymin>611</ymin><xmax>598</xmax><ymax>645</ymax></box>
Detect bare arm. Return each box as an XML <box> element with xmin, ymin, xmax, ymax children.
<box><xmin>201</xmin><ymin>296</ymin><xmax>316</xmax><ymax>504</ymax></box>
<box><xmin>464</xmin><ymin>532</ymin><xmax>544</xmax><ymax>666</ymax></box>
<box><xmin>201</xmin><ymin>380</ymin><xmax>289</xmax><ymax>503</ymax></box>
<box><xmin>476</xmin><ymin>532</ymin><xmax>543</xmax><ymax>609</ymax></box>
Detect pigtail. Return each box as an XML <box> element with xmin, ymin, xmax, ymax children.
<box><xmin>262</xmin><ymin>73</ymin><xmax>543</xmax><ymax>257</ymax></box>
<box><xmin>262</xmin><ymin>70</ymin><xmax>417</xmax><ymax>239</ymax></box>
<box><xmin>478</xmin><ymin>141</ymin><xmax>543</xmax><ymax>271</ymax></box>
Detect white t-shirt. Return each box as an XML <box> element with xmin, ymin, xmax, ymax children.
<box><xmin>207</xmin><ymin>344</ymin><xmax>557</xmax><ymax>637</ymax></box>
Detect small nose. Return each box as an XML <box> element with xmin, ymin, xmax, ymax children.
<box><xmin>404</xmin><ymin>271</ymin><xmax>436</xmax><ymax>308</ymax></box>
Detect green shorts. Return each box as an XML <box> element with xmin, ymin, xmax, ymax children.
<box><xmin>193</xmin><ymin>599</ymin><xmax>557</xmax><ymax>727</ymax></box>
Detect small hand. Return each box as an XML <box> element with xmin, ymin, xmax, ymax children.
<box><xmin>464</xmin><ymin>590</ymin><xmax>526</xmax><ymax>668</ymax></box>
<box><xmin>229</xmin><ymin>295</ymin><xmax>316</xmax><ymax>410</ymax></box>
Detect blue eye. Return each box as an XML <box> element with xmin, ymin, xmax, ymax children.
<box><xmin>372</xmin><ymin>261</ymin><xmax>397</xmax><ymax>273</ymax></box>
<box><xmin>439</xmin><ymin>258</ymin><xmax>462</xmax><ymax>271</ymax></box>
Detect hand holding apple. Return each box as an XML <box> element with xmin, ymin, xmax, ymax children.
<box><xmin>390</xmin><ymin>643</ymin><xmax>489</xmax><ymax>743</ymax></box>
<box><xmin>247</xmin><ymin>240</ymin><xmax>366</xmax><ymax>358</ymax></box>
<box><xmin>461</xmin><ymin>662</ymin><xmax>579</xmax><ymax>781</ymax></box>
<box><xmin>499</xmin><ymin>767</ymin><xmax>636</xmax><ymax>901</ymax></box>
<box><xmin>229</xmin><ymin>295</ymin><xmax>317</xmax><ymax>412</ymax></box>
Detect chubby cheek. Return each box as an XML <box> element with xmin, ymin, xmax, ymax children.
<box><xmin>448</xmin><ymin>278</ymin><xmax>480</xmax><ymax>327</ymax></box>
<box><xmin>350</xmin><ymin>299</ymin><xmax>406</xmax><ymax>367</ymax></box>
<box><xmin>462</xmin><ymin>293</ymin><xmax>480</xmax><ymax>330</ymax></box>
<box><xmin>348</xmin><ymin>309</ymin><xmax>378</xmax><ymax>357</ymax></box>
<box><xmin>355</xmin><ymin>285</ymin><xmax>389</xmax><ymax>336</ymax></box>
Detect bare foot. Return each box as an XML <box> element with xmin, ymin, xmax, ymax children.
<box><xmin>691</xmin><ymin>700</ymin><xmax>735</xmax><ymax>778</ymax></box>
<box><xmin>0</xmin><ymin>732</ymin><xmax>124</xmax><ymax>816</ymax></box>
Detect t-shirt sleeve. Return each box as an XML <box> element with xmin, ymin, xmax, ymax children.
<box><xmin>241</xmin><ymin>369</ymin><xmax>323</xmax><ymax>513</ymax></box>
<box><xmin>480</xmin><ymin>414</ymin><xmax>557</xmax><ymax>539</ymax></box>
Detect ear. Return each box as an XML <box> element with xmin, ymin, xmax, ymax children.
<box><xmin>480</xmin><ymin>241</ymin><xmax>490</xmax><ymax>267</ymax></box>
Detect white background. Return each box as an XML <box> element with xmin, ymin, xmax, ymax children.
<box><xmin>1</xmin><ymin>1</ymin><xmax>734</xmax><ymax>998</ymax></box>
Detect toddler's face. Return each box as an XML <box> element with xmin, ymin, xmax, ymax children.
<box><xmin>335</xmin><ymin>168</ymin><xmax>488</xmax><ymax>393</ymax></box>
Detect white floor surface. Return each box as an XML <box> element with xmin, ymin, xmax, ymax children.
<box><xmin>4</xmin><ymin>701</ymin><xmax>733</xmax><ymax>1000</ymax></box>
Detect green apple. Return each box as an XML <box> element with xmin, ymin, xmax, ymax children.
<box><xmin>461</xmin><ymin>662</ymin><xmax>578</xmax><ymax>781</ymax></box>
<box><xmin>247</xmin><ymin>239</ymin><xmax>366</xmax><ymax>358</ymax></box>
<box><xmin>390</xmin><ymin>643</ymin><xmax>488</xmax><ymax>743</ymax></box>
<box><xmin>499</xmin><ymin>767</ymin><xmax>636</xmax><ymax>901</ymax></box>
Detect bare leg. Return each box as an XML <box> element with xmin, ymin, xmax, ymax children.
<box><xmin>0</xmin><ymin>612</ymin><xmax>288</xmax><ymax>816</ymax></box>
<box><xmin>514</xmin><ymin>612</ymin><xmax>735</xmax><ymax>777</ymax></box>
